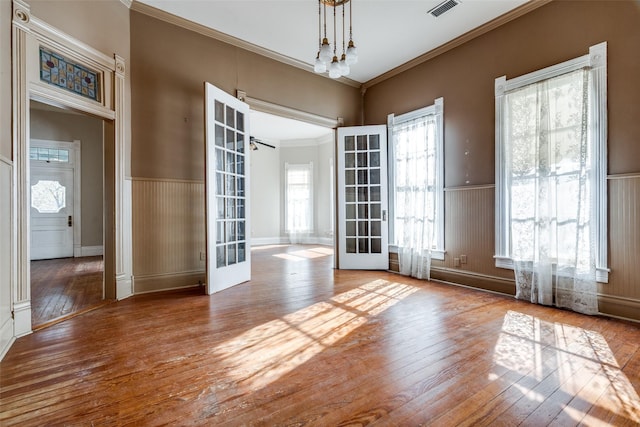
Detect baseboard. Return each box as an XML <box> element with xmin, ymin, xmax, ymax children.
<box><xmin>251</xmin><ymin>237</ymin><xmax>289</xmax><ymax>246</ymax></box>
<box><xmin>429</xmin><ymin>268</ymin><xmax>639</xmax><ymax>323</ymax></box>
<box><xmin>251</xmin><ymin>236</ymin><xmax>334</xmax><ymax>247</ymax></box>
<box><xmin>13</xmin><ymin>301</ymin><xmax>32</xmax><ymax>337</ymax></box>
<box><xmin>80</xmin><ymin>245</ymin><xmax>104</xmax><ymax>257</ymax></box>
<box><xmin>116</xmin><ymin>273</ymin><xmax>133</xmax><ymax>301</ymax></box>
<box><xmin>133</xmin><ymin>271</ymin><xmax>205</xmax><ymax>294</ymax></box>
<box><xmin>598</xmin><ymin>294</ymin><xmax>640</xmax><ymax>323</ymax></box>
<box><xmin>0</xmin><ymin>316</ymin><xmax>15</xmax><ymax>361</ymax></box>
<box><xmin>429</xmin><ymin>267</ymin><xmax>516</xmax><ymax>296</ymax></box>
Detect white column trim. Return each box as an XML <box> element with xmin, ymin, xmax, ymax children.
<box><xmin>115</xmin><ymin>55</ymin><xmax>133</xmax><ymax>300</ymax></box>
<box><xmin>12</xmin><ymin>0</ymin><xmax>31</xmax><ymax>338</ymax></box>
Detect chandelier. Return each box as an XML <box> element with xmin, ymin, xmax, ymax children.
<box><xmin>314</xmin><ymin>0</ymin><xmax>358</xmax><ymax>79</ymax></box>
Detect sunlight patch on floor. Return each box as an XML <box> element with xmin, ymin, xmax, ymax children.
<box><xmin>491</xmin><ymin>310</ymin><xmax>640</xmax><ymax>424</ymax></box>
<box><xmin>211</xmin><ymin>279</ymin><xmax>416</xmax><ymax>390</ymax></box>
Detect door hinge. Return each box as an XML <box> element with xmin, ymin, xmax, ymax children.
<box><xmin>68</xmin><ymin>215</ymin><xmax>73</xmax><ymax>227</ymax></box>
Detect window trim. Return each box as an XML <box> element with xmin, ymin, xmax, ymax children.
<box><xmin>387</xmin><ymin>97</ymin><xmax>445</xmax><ymax>261</ymax></box>
<box><xmin>494</xmin><ymin>42</ymin><xmax>609</xmax><ymax>282</ymax></box>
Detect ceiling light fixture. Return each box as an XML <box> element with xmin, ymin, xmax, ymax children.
<box><xmin>314</xmin><ymin>0</ymin><xmax>357</xmax><ymax>79</ymax></box>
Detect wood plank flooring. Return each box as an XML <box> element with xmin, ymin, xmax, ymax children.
<box><xmin>2</xmin><ymin>244</ymin><xmax>639</xmax><ymax>426</ymax></box>
<box><xmin>30</xmin><ymin>256</ymin><xmax>105</xmax><ymax>328</ymax></box>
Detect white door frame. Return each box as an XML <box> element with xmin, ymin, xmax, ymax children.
<box><xmin>10</xmin><ymin>0</ymin><xmax>132</xmax><ymax>341</ymax></box>
<box><xmin>30</xmin><ymin>139</ymin><xmax>82</xmax><ymax>258</ymax></box>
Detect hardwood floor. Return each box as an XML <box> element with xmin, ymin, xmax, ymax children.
<box><xmin>30</xmin><ymin>256</ymin><xmax>105</xmax><ymax>328</ymax></box>
<box><xmin>2</xmin><ymin>244</ymin><xmax>639</xmax><ymax>426</ymax></box>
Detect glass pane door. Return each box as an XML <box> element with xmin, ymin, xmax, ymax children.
<box><xmin>337</xmin><ymin>125</ymin><xmax>388</xmax><ymax>269</ymax></box>
<box><xmin>205</xmin><ymin>83</ymin><xmax>250</xmax><ymax>294</ymax></box>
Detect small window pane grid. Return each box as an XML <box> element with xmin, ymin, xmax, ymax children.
<box><xmin>344</xmin><ymin>134</ymin><xmax>382</xmax><ymax>254</ymax></box>
<box><xmin>39</xmin><ymin>47</ymin><xmax>101</xmax><ymax>102</ymax></box>
<box><xmin>214</xmin><ymin>100</ymin><xmax>246</xmax><ymax>269</ymax></box>
<box><xmin>29</xmin><ymin>147</ymin><xmax>70</xmax><ymax>163</ymax></box>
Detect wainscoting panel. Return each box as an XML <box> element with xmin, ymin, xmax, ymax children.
<box><xmin>440</xmin><ymin>185</ymin><xmax>514</xmax><ymax>280</ymax></box>
<box><xmin>132</xmin><ymin>178</ymin><xmax>205</xmax><ymax>292</ymax></box>
<box><xmin>0</xmin><ymin>157</ymin><xmax>14</xmax><ymax>359</ymax></box>
<box><xmin>602</xmin><ymin>175</ymin><xmax>640</xmax><ymax>303</ymax></box>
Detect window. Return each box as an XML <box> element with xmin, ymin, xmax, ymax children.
<box><xmin>495</xmin><ymin>42</ymin><xmax>608</xmax><ymax>283</ymax></box>
<box><xmin>29</xmin><ymin>147</ymin><xmax>70</xmax><ymax>163</ymax></box>
<box><xmin>388</xmin><ymin>97</ymin><xmax>444</xmax><ymax>267</ymax></box>
<box><xmin>31</xmin><ymin>180</ymin><xmax>66</xmax><ymax>213</ymax></box>
<box><xmin>285</xmin><ymin>162</ymin><xmax>313</xmax><ymax>235</ymax></box>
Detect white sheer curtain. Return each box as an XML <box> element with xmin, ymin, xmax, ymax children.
<box><xmin>506</xmin><ymin>69</ymin><xmax>598</xmax><ymax>315</ymax></box>
<box><xmin>286</xmin><ymin>163</ymin><xmax>313</xmax><ymax>244</ymax></box>
<box><xmin>394</xmin><ymin>115</ymin><xmax>437</xmax><ymax>279</ymax></box>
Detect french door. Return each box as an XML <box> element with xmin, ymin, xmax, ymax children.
<box><xmin>337</xmin><ymin>125</ymin><xmax>389</xmax><ymax>269</ymax></box>
<box><xmin>205</xmin><ymin>83</ymin><xmax>251</xmax><ymax>294</ymax></box>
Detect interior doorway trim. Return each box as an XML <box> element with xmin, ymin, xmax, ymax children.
<box><xmin>235</xmin><ymin>89</ymin><xmax>340</xmax><ymax>267</ymax></box>
<box><xmin>11</xmin><ymin>0</ymin><xmax>133</xmax><ymax>338</ymax></box>
<box><xmin>236</xmin><ymin>90</ymin><xmax>341</xmax><ymax>129</ymax></box>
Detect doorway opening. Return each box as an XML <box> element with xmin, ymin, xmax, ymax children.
<box><xmin>248</xmin><ymin>110</ymin><xmax>336</xmax><ymax>266</ymax></box>
<box><xmin>29</xmin><ymin>100</ymin><xmax>106</xmax><ymax>329</ymax></box>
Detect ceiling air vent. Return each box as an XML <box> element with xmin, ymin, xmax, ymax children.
<box><xmin>428</xmin><ymin>0</ymin><xmax>460</xmax><ymax>18</ymax></box>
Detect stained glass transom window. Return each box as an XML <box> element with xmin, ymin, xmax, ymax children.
<box><xmin>40</xmin><ymin>47</ymin><xmax>101</xmax><ymax>102</ymax></box>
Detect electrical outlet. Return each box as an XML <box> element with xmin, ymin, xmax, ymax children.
<box><xmin>200</xmin><ymin>251</ymin><xmax>205</xmax><ymax>261</ymax></box>
<box><xmin>454</xmin><ymin>257</ymin><xmax>460</xmax><ymax>267</ymax></box>
<box><xmin>460</xmin><ymin>255</ymin><xmax>467</xmax><ymax>264</ymax></box>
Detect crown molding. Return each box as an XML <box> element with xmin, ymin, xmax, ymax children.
<box><xmin>129</xmin><ymin>1</ymin><xmax>360</xmax><ymax>88</ymax></box>
<box><xmin>362</xmin><ymin>0</ymin><xmax>553</xmax><ymax>89</ymax></box>
<box><xmin>279</xmin><ymin>133</ymin><xmax>334</xmax><ymax>148</ymax></box>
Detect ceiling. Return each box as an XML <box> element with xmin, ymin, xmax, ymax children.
<box><xmin>250</xmin><ymin>110</ymin><xmax>333</xmax><ymax>144</ymax></box>
<box><xmin>136</xmin><ymin>0</ymin><xmax>530</xmax><ymax>84</ymax></box>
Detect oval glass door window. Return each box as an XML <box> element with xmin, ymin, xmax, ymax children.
<box><xmin>31</xmin><ymin>180</ymin><xmax>66</xmax><ymax>213</ymax></box>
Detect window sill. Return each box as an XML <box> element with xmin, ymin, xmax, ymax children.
<box><xmin>494</xmin><ymin>255</ymin><xmax>610</xmax><ymax>283</ymax></box>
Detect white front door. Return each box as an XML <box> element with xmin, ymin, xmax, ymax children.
<box><xmin>337</xmin><ymin>125</ymin><xmax>389</xmax><ymax>269</ymax></box>
<box><xmin>205</xmin><ymin>83</ymin><xmax>251</xmax><ymax>294</ymax></box>
<box><xmin>30</xmin><ymin>166</ymin><xmax>74</xmax><ymax>260</ymax></box>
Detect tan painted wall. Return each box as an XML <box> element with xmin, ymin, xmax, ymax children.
<box><xmin>364</xmin><ymin>0</ymin><xmax>640</xmax><ymax>186</ymax></box>
<box><xmin>30</xmin><ymin>106</ymin><xmax>104</xmax><ymax>247</ymax></box>
<box><xmin>129</xmin><ymin>11</ymin><xmax>360</xmax><ymax>181</ymax></box>
<box><xmin>364</xmin><ymin>0</ymin><xmax>640</xmax><ymax>320</ymax></box>
<box><xmin>1</xmin><ymin>0</ymin><xmax>11</xmax><ymax>159</ymax></box>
